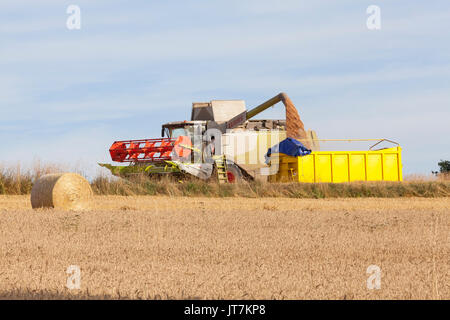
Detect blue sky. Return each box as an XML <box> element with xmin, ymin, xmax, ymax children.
<box><xmin>1</xmin><ymin>0</ymin><xmax>449</xmax><ymax>176</ymax></box>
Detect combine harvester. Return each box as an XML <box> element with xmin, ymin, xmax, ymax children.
<box><xmin>100</xmin><ymin>93</ymin><xmax>403</xmax><ymax>183</ymax></box>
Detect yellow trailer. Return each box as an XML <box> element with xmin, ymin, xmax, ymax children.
<box><xmin>269</xmin><ymin>142</ymin><xmax>403</xmax><ymax>183</ymax></box>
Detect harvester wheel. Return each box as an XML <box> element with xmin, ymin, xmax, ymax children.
<box><xmin>226</xmin><ymin>164</ymin><xmax>242</xmax><ymax>183</ymax></box>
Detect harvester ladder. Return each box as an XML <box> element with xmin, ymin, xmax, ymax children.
<box><xmin>214</xmin><ymin>155</ymin><xmax>228</xmax><ymax>184</ymax></box>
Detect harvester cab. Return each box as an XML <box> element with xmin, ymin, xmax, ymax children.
<box><xmin>161</xmin><ymin>121</ymin><xmax>205</xmax><ymax>140</ymax></box>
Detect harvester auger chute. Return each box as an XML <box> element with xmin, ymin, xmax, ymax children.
<box><xmin>99</xmin><ymin>92</ymin><xmax>316</xmax><ymax>183</ymax></box>
<box><xmin>225</xmin><ymin>92</ymin><xmax>310</xmax><ymax>149</ymax></box>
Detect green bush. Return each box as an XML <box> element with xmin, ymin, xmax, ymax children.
<box><xmin>438</xmin><ymin>160</ymin><xmax>450</xmax><ymax>173</ymax></box>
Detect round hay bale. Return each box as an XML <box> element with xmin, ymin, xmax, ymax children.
<box><xmin>31</xmin><ymin>173</ymin><xmax>93</xmax><ymax>210</ymax></box>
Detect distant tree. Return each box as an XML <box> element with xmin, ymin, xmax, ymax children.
<box><xmin>438</xmin><ymin>160</ymin><xmax>450</xmax><ymax>173</ymax></box>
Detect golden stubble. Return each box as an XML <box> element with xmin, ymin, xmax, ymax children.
<box><xmin>0</xmin><ymin>195</ymin><xmax>449</xmax><ymax>299</ymax></box>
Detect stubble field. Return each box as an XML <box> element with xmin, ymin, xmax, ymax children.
<box><xmin>0</xmin><ymin>195</ymin><xmax>448</xmax><ymax>299</ymax></box>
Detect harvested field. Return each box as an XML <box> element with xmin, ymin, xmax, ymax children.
<box><xmin>0</xmin><ymin>195</ymin><xmax>449</xmax><ymax>299</ymax></box>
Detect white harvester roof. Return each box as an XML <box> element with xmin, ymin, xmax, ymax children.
<box><xmin>191</xmin><ymin>100</ymin><xmax>246</xmax><ymax>123</ymax></box>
